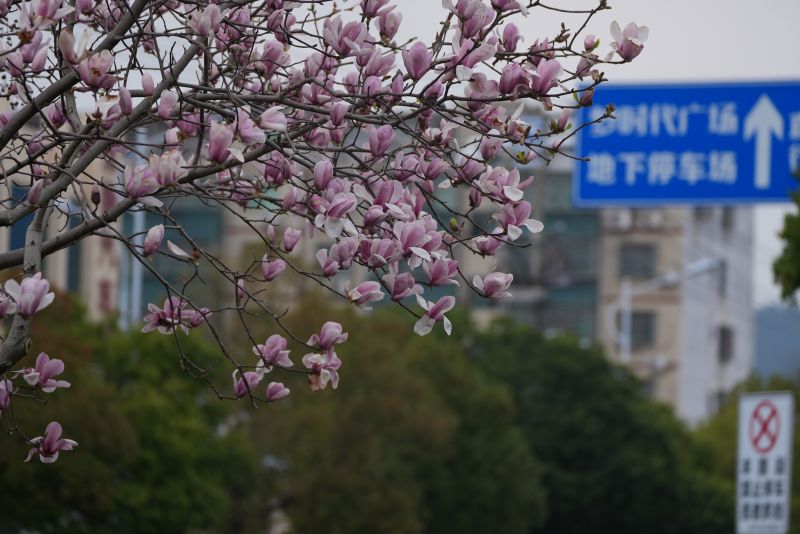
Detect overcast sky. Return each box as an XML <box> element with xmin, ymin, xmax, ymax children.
<box><xmin>396</xmin><ymin>0</ymin><xmax>800</xmax><ymax>306</ymax></box>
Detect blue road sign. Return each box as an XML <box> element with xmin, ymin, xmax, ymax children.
<box><xmin>573</xmin><ymin>81</ymin><xmax>800</xmax><ymax>205</ymax></box>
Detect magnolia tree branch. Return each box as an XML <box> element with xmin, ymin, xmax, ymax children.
<box><xmin>0</xmin><ymin>0</ymin><xmax>648</xmax><ymax>462</ymax></box>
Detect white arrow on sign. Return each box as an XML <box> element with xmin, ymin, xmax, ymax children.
<box><xmin>743</xmin><ymin>94</ymin><xmax>784</xmax><ymax>190</ymax></box>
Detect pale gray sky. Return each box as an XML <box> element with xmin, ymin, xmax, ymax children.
<box><xmin>396</xmin><ymin>0</ymin><xmax>800</xmax><ymax>306</ymax></box>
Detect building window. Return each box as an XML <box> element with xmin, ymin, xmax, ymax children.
<box><xmin>617</xmin><ymin>310</ymin><xmax>657</xmax><ymax>350</ymax></box>
<box><xmin>694</xmin><ymin>207</ymin><xmax>713</xmax><ymax>222</ymax></box>
<box><xmin>717</xmin><ymin>260</ymin><xmax>728</xmax><ymax>299</ymax></box>
<box><xmin>721</xmin><ymin>207</ymin><xmax>735</xmax><ymax>232</ymax></box>
<box><xmin>631</xmin><ymin>311</ymin><xmax>656</xmax><ymax>350</ymax></box>
<box><xmin>718</xmin><ymin>326</ymin><xmax>734</xmax><ymax>363</ymax></box>
<box><xmin>619</xmin><ymin>243</ymin><xmax>657</xmax><ymax>279</ymax></box>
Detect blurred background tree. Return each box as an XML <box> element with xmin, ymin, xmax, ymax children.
<box><xmin>0</xmin><ymin>296</ymin><xmax>267</xmax><ymax>533</ymax></box>
<box><xmin>0</xmin><ymin>293</ymin><xmax>751</xmax><ymax>533</ymax></box>
<box><xmin>774</xmin><ymin>176</ymin><xmax>800</xmax><ymax>302</ymax></box>
<box><xmin>695</xmin><ymin>376</ymin><xmax>800</xmax><ymax>534</ymax></box>
<box><xmin>468</xmin><ymin>318</ymin><xmax>733</xmax><ymax>534</ymax></box>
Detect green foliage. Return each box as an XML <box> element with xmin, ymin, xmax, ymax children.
<box><xmin>775</xmin><ymin>188</ymin><xmax>800</xmax><ymax>302</ymax></box>
<box><xmin>252</xmin><ymin>308</ymin><xmax>544</xmax><ymax>534</ymax></box>
<box><xmin>0</xmin><ymin>293</ymin><xmax>744</xmax><ymax>533</ymax></box>
<box><xmin>0</xmin><ymin>296</ymin><xmax>266</xmax><ymax>533</ymax></box>
<box><xmin>467</xmin><ymin>317</ymin><xmax>734</xmax><ymax>534</ymax></box>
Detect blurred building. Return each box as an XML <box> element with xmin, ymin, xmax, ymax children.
<box><xmin>597</xmin><ymin>206</ymin><xmax>754</xmax><ymax>425</ymax></box>
<box><xmin>462</xmin><ymin>108</ymin><xmax>755</xmax><ymax>425</ymax></box>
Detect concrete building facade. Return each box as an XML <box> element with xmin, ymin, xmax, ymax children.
<box><xmin>597</xmin><ymin>206</ymin><xmax>754</xmax><ymax>424</ymax></box>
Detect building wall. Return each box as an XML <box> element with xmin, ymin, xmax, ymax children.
<box><xmin>597</xmin><ymin>206</ymin><xmax>754</xmax><ymax>425</ymax></box>
<box><xmin>597</xmin><ymin>208</ymin><xmax>686</xmax><ymax>405</ymax></box>
<box><xmin>677</xmin><ymin>206</ymin><xmax>754</xmax><ymax>424</ymax></box>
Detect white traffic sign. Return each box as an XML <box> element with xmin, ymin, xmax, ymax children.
<box><xmin>737</xmin><ymin>392</ymin><xmax>794</xmax><ymax>534</ymax></box>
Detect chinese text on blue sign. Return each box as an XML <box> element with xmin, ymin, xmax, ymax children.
<box><xmin>573</xmin><ymin>81</ymin><xmax>800</xmax><ymax>205</ymax></box>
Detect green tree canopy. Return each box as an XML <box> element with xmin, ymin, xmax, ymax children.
<box><xmin>0</xmin><ymin>296</ymin><xmax>266</xmax><ymax>533</ymax></box>
<box><xmin>775</xmin><ymin>189</ymin><xmax>800</xmax><ymax>303</ymax></box>
<box><xmin>467</xmin><ymin>317</ymin><xmax>734</xmax><ymax>534</ymax></box>
<box><xmin>0</xmin><ymin>293</ymin><xmax>740</xmax><ymax>533</ymax></box>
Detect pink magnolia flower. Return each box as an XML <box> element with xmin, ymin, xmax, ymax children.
<box><xmin>177</xmin><ymin>112</ymin><xmax>201</xmax><ymax>136</ymax></box>
<box><xmin>501</xmin><ymin>23</ymin><xmax>521</xmax><ymax>52</ymax></box>
<box><xmin>378</xmin><ymin>9</ymin><xmax>401</xmax><ymax>39</ymax></box>
<box><xmin>530</xmin><ymin>58</ymin><xmax>561</xmax><ymax>95</ymax></box>
<box><xmin>491</xmin><ymin>0</ymin><xmax>527</xmax><ymax>14</ymax></box>
<box><xmin>480</xmin><ymin>131</ymin><xmax>504</xmax><ymax>160</ymax></box>
<box><xmin>474</xmin><ymin>235</ymin><xmax>504</xmax><ymax>256</ymax></box>
<box><xmin>283</xmin><ymin>227</ymin><xmax>301</xmax><ymax>252</ymax></box>
<box><xmin>473</xmin><ymin>272</ymin><xmax>513</xmax><ymax>299</ymax></box>
<box><xmin>235</xmin><ymin>276</ymin><xmax>246</xmax><ymax>304</ymax></box>
<box><xmin>367</xmin><ymin>125</ymin><xmax>394</xmax><ymax>157</ymax></box>
<box><xmin>414</xmin><ymin>295</ymin><xmax>456</xmax><ymax>336</ymax></box>
<box><xmin>259</xmin><ymin>107</ymin><xmax>287</xmax><ymax>131</ymax></box>
<box><xmin>75</xmin><ymin>0</ymin><xmax>92</xmax><ymax>14</ymax></box>
<box><xmin>232</xmin><ymin>369</ymin><xmax>262</xmax><ymax>398</ymax></box>
<box><xmin>361</xmin><ymin>0</ymin><xmax>390</xmax><ymax>18</ymax></box>
<box><xmin>20</xmin><ymin>352</ymin><xmax>70</xmax><ymax>392</ymax></box>
<box><xmin>4</xmin><ymin>273</ymin><xmax>54</xmax><ymax>318</ymax></box>
<box><xmin>329</xmin><ymin>101</ymin><xmax>349</xmax><ymax>127</ymax></box>
<box><xmin>316</xmin><ymin>249</ymin><xmax>340</xmax><ymax>277</ymax></box>
<box><xmin>26</xmin><ymin>179</ymin><xmax>45</xmax><ymax>205</ymax></box>
<box><xmin>499</xmin><ymin>63</ymin><xmax>527</xmax><ymax>95</ymax></box>
<box><xmin>47</xmin><ymin>102</ymin><xmax>66</xmax><ymax>126</ymax></box>
<box><xmin>382</xmin><ymin>272</ymin><xmax>422</xmax><ymax>301</ymax></box>
<box><xmin>402</xmin><ymin>42</ymin><xmax>432</xmax><ymax>81</ymax></box>
<box><xmin>584</xmin><ymin>34</ymin><xmax>599</xmax><ymax>51</ymax></box>
<box><xmin>322</xmin><ymin>17</ymin><xmax>368</xmax><ymax>57</ymax></box>
<box><xmin>265</xmin><ymin>381</ymin><xmax>290</xmax><ymax>401</ymax></box>
<box><xmin>0</xmin><ymin>379</ymin><xmax>13</xmax><ymax>414</ymax></box>
<box><xmin>423</xmin><ymin>258</ymin><xmax>460</xmax><ymax>286</ymax></box>
<box><xmin>141</xmin><ymin>297</ymin><xmax>208</xmax><ymax>334</ymax></box>
<box><xmin>610</xmin><ymin>21</ymin><xmax>648</xmax><ymax>61</ymax></box>
<box><xmin>31</xmin><ymin>0</ymin><xmax>74</xmax><ymax>25</ymax></box>
<box><xmin>361</xmin><ymin>48</ymin><xmax>396</xmax><ymax>78</ymax></box>
<box><xmin>315</xmin><ymin>192</ymin><xmax>358</xmax><ymax>238</ymax></box>
<box><xmin>579</xmin><ymin>88</ymin><xmax>595</xmax><ymax>107</ymax></box>
<box><xmin>253</xmin><ymin>334</ymin><xmax>293</xmax><ymax>371</ymax></box>
<box><xmin>124</xmin><ymin>164</ymin><xmax>160</xmax><ymax>203</ymax></box>
<box><xmin>234</xmin><ymin>108</ymin><xmax>265</xmax><ymax>146</ymax></box>
<box><xmin>119</xmin><ymin>87</ymin><xmax>133</xmax><ymax>114</ymax></box>
<box><xmin>142</xmin><ymin>224</ymin><xmax>164</xmax><ymax>256</ymax></box>
<box><xmin>157</xmin><ymin>91</ymin><xmax>178</xmax><ymax>119</ymax></box>
<box><xmin>58</xmin><ymin>29</ymin><xmax>79</xmax><ymax>64</ymax></box>
<box><xmin>553</xmin><ymin>108</ymin><xmax>571</xmax><ymax>132</ymax></box>
<box><xmin>187</xmin><ymin>4</ymin><xmax>223</xmax><ymax>36</ymax></box>
<box><xmin>142</xmin><ymin>73</ymin><xmax>155</xmax><ymax>96</ymax></box>
<box><xmin>302</xmin><ymin>352</ymin><xmax>342</xmax><ymax>391</ymax></box>
<box><xmin>149</xmin><ymin>151</ymin><xmax>187</xmax><ymax>187</ymax></box>
<box><xmin>307</xmin><ymin>321</ymin><xmax>348</xmax><ymax>352</ymax></box>
<box><xmin>25</xmin><ymin>422</ymin><xmax>77</xmax><ymax>463</ymax></box>
<box><xmin>493</xmin><ymin>200</ymin><xmax>544</xmax><ymax>240</ymax></box>
<box><xmin>261</xmin><ymin>257</ymin><xmax>286</xmax><ymax>281</ymax></box>
<box><xmin>76</xmin><ymin>50</ymin><xmax>115</xmax><ymax>90</ymax></box>
<box><xmin>347</xmin><ymin>281</ymin><xmax>384</xmax><ymax>306</ymax></box>
<box><xmin>0</xmin><ymin>290</ymin><xmax>17</xmax><ymax>318</ymax></box>
<box><xmin>313</xmin><ymin>159</ymin><xmax>334</xmax><ymax>191</ymax></box>
<box><xmin>206</xmin><ymin>121</ymin><xmax>240</xmax><ymax>163</ymax></box>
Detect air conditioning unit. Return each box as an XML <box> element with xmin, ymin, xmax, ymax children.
<box><xmin>606</xmin><ymin>209</ymin><xmax>633</xmax><ymax>231</ymax></box>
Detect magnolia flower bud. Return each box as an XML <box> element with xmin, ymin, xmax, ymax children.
<box><xmin>142</xmin><ymin>224</ymin><xmax>164</xmax><ymax>257</ymax></box>
<box><xmin>142</xmin><ymin>73</ymin><xmax>155</xmax><ymax>96</ymax></box>
<box><xmin>90</xmin><ymin>184</ymin><xmax>101</xmax><ymax>206</ymax></box>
